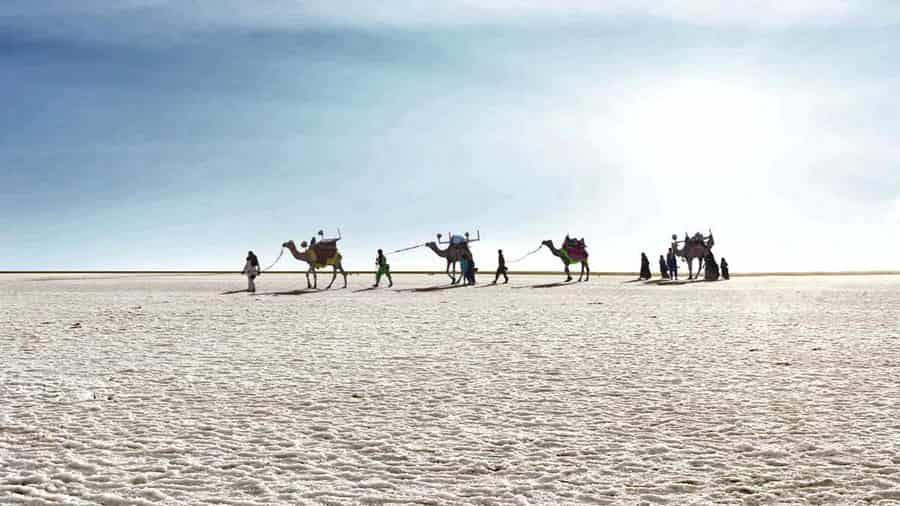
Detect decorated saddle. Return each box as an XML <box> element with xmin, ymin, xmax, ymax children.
<box><xmin>308</xmin><ymin>239</ymin><xmax>339</xmax><ymax>268</ymax></box>
<box><xmin>562</xmin><ymin>238</ymin><xmax>588</xmax><ymax>262</ymax></box>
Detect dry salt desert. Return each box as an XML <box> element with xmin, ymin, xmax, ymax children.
<box><xmin>2</xmin><ymin>273</ymin><xmax>900</xmax><ymax>505</ymax></box>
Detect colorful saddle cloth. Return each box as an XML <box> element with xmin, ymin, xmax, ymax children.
<box><xmin>563</xmin><ymin>239</ymin><xmax>588</xmax><ymax>262</ymax></box>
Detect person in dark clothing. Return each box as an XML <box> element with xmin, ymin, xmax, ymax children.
<box><xmin>720</xmin><ymin>258</ymin><xmax>730</xmax><ymax>280</ymax></box>
<box><xmin>464</xmin><ymin>255</ymin><xmax>477</xmax><ymax>285</ymax></box>
<box><xmin>704</xmin><ymin>251</ymin><xmax>720</xmax><ymax>281</ymax></box>
<box><xmin>374</xmin><ymin>249</ymin><xmax>392</xmax><ymax>287</ymax></box>
<box><xmin>639</xmin><ymin>252</ymin><xmax>652</xmax><ymax>280</ymax></box>
<box><xmin>493</xmin><ymin>249</ymin><xmax>509</xmax><ymax>284</ymax></box>
<box><xmin>659</xmin><ymin>254</ymin><xmax>669</xmax><ymax>279</ymax></box>
<box><xmin>667</xmin><ymin>248</ymin><xmax>678</xmax><ymax>280</ymax></box>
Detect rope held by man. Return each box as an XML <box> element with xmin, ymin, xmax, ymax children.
<box><xmin>507</xmin><ymin>244</ymin><xmax>543</xmax><ymax>264</ymax></box>
<box><xmin>261</xmin><ymin>247</ymin><xmax>285</xmax><ymax>272</ymax></box>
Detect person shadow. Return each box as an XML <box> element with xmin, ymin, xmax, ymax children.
<box><xmin>220</xmin><ymin>289</ymin><xmax>250</xmax><ymax>295</ymax></box>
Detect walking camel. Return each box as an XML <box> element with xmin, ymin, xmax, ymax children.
<box><xmin>541</xmin><ymin>237</ymin><xmax>590</xmax><ymax>282</ymax></box>
<box><xmin>282</xmin><ymin>233</ymin><xmax>347</xmax><ymax>289</ymax></box>
<box><xmin>425</xmin><ymin>232</ymin><xmax>476</xmax><ymax>284</ymax></box>
<box><xmin>671</xmin><ymin>232</ymin><xmax>714</xmax><ymax>280</ymax></box>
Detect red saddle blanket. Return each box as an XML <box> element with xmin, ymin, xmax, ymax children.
<box><xmin>564</xmin><ymin>240</ymin><xmax>588</xmax><ymax>261</ymax></box>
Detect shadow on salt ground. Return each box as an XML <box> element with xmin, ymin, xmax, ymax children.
<box><xmin>656</xmin><ymin>279</ymin><xmax>720</xmax><ymax>286</ymax></box>
<box><xmin>396</xmin><ymin>284</ymin><xmax>469</xmax><ymax>293</ymax></box>
<box><xmin>475</xmin><ymin>283</ymin><xmax>508</xmax><ymax>289</ymax></box>
<box><xmin>220</xmin><ymin>289</ymin><xmax>250</xmax><ymax>295</ymax></box>
<box><xmin>256</xmin><ymin>288</ymin><xmax>332</xmax><ymax>296</ymax></box>
<box><xmin>512</xmin><ymin>281</ymin><xmax>581</xmax><ymax>289</ymax></box>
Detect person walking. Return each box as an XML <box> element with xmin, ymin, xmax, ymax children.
<box><xmin>639</xmin><ymin>252</ymin><xmax>652</xmax><ymax>280</ymax></box>
<box><xmin>374</xmin><ymin>249</ymin><xmax>393</xmax><ymax>287</ymax></box>
<box><xmin>493</xmin><ymin>249</ymin><xmax>509</xmax><ymax>284</ymax></box>
<box><xmin>667</xmin><ymin>248</ymin><xmax>678</xmax><ymax>280</ymax></box>
<box><xmin>659</xmin><ymin>254</ymin><xmax>670</xmax><ymax>279</ymax></box>
<box><xmin>242</xmin><ymin>251</ymin><xmax>260</xmax><ymax>293</ymax></box>
<box><xmin>720</xmin><ymin>257</ymin><xmax>730</xmax><ymax>280</ymax></box>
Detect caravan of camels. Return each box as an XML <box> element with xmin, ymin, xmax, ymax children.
<box><xmin>260</xmin><ymin>228</ymin><xmax>726</xmax><ymax>290</ymax></box>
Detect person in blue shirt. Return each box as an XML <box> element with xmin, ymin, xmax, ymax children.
<box><xmin>667</xmin><ymin>248</ymin><xmax>678</xmax><ymax>280</ymax></box>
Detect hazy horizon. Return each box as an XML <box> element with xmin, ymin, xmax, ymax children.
<box><xmin>2</xmin><ymin>1</ymin><xmax>898</xmax><ymax>271</ymax></box>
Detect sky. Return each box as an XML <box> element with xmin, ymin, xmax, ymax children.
<box><xmin>1</xmin><ymin>1</ymin><xmax>898</xmax><ymax>272</ymax></box>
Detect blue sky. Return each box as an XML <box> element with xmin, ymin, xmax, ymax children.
<box><xmin>2</xmin><ymin>1</ymin><xmax>898</xmax><ymax>271</ymax></box>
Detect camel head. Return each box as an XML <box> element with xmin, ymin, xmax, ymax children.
<box><xmin>425</xmin><ymin>241</ymin><xmax>438</xmax><ymax>249</ymax></box>
<box><xmin>541</xmin><ymin>239</ymin><xmax>554</xmax><ymax>248</ymax></box>
<box><xmin>282</xmin><ymin>240</ymin><xmax>294</xmax><ymax>249</ymax></box>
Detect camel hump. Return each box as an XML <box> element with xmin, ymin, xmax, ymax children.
<box><xmin>563</xmin><ymin>240</ymin><xmax>588</xmax><ymax>261</ymax></box>
<box><xmin>311</xmin><ymin>241</ymin><xmax>339</xmax><ymax>263</ymax></box>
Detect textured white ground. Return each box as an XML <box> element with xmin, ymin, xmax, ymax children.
<box><xmin>2</xmin><ymin>273</ymin><xmax>900</xmax><ymax>505</ymax></box>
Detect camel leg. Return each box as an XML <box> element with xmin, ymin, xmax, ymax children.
<box><xmin>446</xmin><ymin>261</ymin><xmax>455</xmax><ymax>284</ymax></box>
<box><xmin>339</xmin><ymin>262</ymin><xmax>347</xmax><ymax>288</ymax></box>
<box><xmin>688</xmin><ymin>259</ymin><xmax>694</xmax><ymax>280</ymax></box>
<box><xmin>584</xmin><ymin>261</ymin><xmax>590</xmax><ymax>281</ymax></box>
<box><xmin>305</xmin><ymin>269</ymin><xmax>312</xmax><ymax>289</ymax></box>
<box><xmin>326</xmin><ymin>265</ymin><xmax>337</xmax><ymax>289</ymax></box>
<box><xmin>565</xmin><ymin>263</ymin><xmax>572</xmax><ymax>282</ymax></box>
<box><xmin>312</xmin><ymin>268</ymin><xmax>318</xmax><ymax>289</ymax></box>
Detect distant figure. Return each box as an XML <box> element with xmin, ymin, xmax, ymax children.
<box><xmin>639</xmin><ymin>252</ymin><xmax>651</xmax><ymax>280</ymax></box>
<box><xmin>659</xmin><ymin>254</ymin><xmax>669</xmax><ymax>280</ymax></box>
<box><xmin>493</xmin><ymin>249</ymin><xmax>509</xmax><ymax>284</ymax></box>
<box><xmin>242</xmin><ymin>251</ymin><xmax>260</xmax><ymax>293</ymax></box>
<box><xmin>667</xmin><ymin>248</ymin><xmax>678</xmax><ymax>280</ymax></box>
<box><xmin>374</xmin><ymin>249</ymin><xmax>392</xmax><ymax>288</ymax></box>
<box><xmin>721</xmin><ymin>258</ymin><xmax>730</xmax><ymax>280</ymax></box>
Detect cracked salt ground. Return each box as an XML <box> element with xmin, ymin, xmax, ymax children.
<box><xmin>1</xmin><ymin>273</ymin><xmax>899</xmax><ymax>505</ymax></box>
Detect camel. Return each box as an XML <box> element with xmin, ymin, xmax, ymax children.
<box><xmin>282</xmin><ymin>239</ymin><xmax>347</xmax><ymax>289</ymax></box>
<box><xmin>671</xmin><ymin>232</ymin><xmax>714</xmax><ymax>280</ymax></box>
<box><xmin>425</xmin><ymin>233</ymin><xmax>473</xmax><ymax>284</ymax></box>
<box><xmin>541</xmin><ymin>238</ymin><xmax>590</xmax><ymax>282</ymax></box>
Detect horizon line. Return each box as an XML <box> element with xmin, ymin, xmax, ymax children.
<box><xmin>2</xmin><ymin>270</ymin><xmax>899</xmax><ymax>277</ymax></box>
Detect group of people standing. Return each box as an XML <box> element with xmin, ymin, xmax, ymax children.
<box><xmin>638</xmin><ymin>250</ymin><xmax>730</xmax><ymax>281</ymax></box>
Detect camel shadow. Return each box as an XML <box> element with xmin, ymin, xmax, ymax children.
<box><xmin>352</xmin><ymin>287</ymin><xmax>381</xmax><ymax>293</ymax></box>
<box><xmin>258</xmin><ymin>288</ymin><xmax>325</xmax><ymax>296</ymax></box>
<box><xmin>220</xmin><ymin>289</ymin><xmax>250</xmax><ymax>295</ymax></box>
<box><xmin>514</xmin><ymin>281</ymin><xmax>581</xmax><ymax>289</ymax></box>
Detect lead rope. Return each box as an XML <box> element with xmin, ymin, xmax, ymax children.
<box><xmin>388</xmin><ymin>243</ymin><xmax>426</xmax><ymax>255</ymax></box>
<box><xmin>260</xmin><ymin>247</ymin><xmax>285</xmax><ymax>272</ymax></box>
<box><xmin>507</xmin><ymin>244</ymin><xmax>544</xmax><ymax>264</ymax></box>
